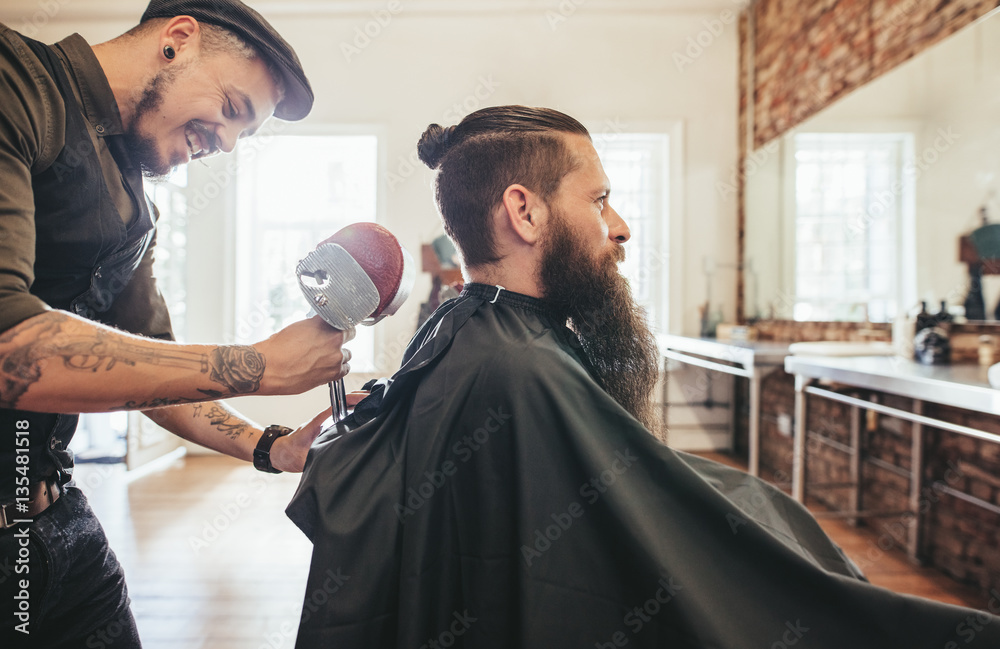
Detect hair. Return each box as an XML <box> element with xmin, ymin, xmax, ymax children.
<box><xmin>120</xmin><ymin>18</ymin><xmax>286</xmax><ymax>99</ymax></box>
<box><xmin>416</xmin><ymin>106</ymin><xmax>590</xmax><ymax>268</ymax></box>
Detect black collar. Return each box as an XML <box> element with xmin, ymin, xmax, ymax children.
<box><xmin>460</xmin><ymin>282</ymin><xmax>568</xmax><ymax>323</ymax></box>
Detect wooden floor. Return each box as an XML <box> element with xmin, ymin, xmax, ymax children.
<box><xmin>697</xmin><ymin>451</ymin><xmax>984</xmax><ymax>609</ymax></box>
<box><xmin>77</xmin><ymin>455</ymin><xmax>311</xmax><ymax>649</ymax></box>
<box><xmin>75</xmin><ymin>451</ymin><xmax>985</xmax><ymax>648</ymax></box>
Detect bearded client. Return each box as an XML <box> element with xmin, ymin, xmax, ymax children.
<box><xmin>287</xmin><ymin>106</ymin><xmax>1000</xmax><ymax>648</ymax></box>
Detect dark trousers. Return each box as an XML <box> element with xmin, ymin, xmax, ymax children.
<box><xmin>0</xmin><ymin>485</ymin><xmax>141</xmax><ymax>648</ymax></box>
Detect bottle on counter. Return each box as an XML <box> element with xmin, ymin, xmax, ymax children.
<box><xmin>964</xmin><ymin>265</ymin><xmax>987</xmax><ymax>321</ymax></box>
<box><xmin>913</xmin><ymin>300</ymin><xmax>952</xmax><ymax>365</ymax></box>
<box><xmin>914</xmin><ymin>326</ymin><xmax>952</xmax><ymax>365</ymax></box>
<box><xmin>915</xmin><ymin>301</ymin><xmax>933</xmax><ymax>332</ymax></box>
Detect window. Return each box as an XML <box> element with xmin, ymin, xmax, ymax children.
<box><xmin>146</xmin><ymin>167</ymin><xmax>189</xmax><ymax>338</ymax></box>
<box><xmin>592</xmin><ymin>133</ymin><xmax>671</xmax><ymax>332</ymax></box>
<box><xmin>234</xmin><ymin>135</ymin><xmax>379</xmax><ymax>370</ymax></box>
<box><xmin>73</xmin><ymin>169</ymin><xmax>189</xmax><ymax>461</ymax></box>
<box><xmin>791</xmin><ymin>133</ymin><xmax>912</xmax><ymax>322</ymax></box>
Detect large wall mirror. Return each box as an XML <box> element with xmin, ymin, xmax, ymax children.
<box><xmin>743</xmin><ymin>8</ymin><xmax>1000</xmax><ymax>323</ymax></box>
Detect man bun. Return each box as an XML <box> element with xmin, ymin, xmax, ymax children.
<box><xmin>417</xmin><ymin>124</ymin><xmax>455</xmax><ymax>169</ymax></box>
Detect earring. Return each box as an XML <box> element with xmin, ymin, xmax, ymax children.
<box><xmin>163</xmin><ymin>45</ymin><xmax>175</xmax><ymax>60</ymax></box>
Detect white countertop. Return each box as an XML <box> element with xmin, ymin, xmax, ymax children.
<box><xmin>657</xmin><ymin>334</ymin><xmax>791</xmax><ymax>367</ymax></box>
<box><xmin>785</xmin><ymin>355</ymin><xmax>1000</xmax><ymax>416</ymax></box>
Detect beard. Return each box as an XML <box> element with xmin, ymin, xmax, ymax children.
<box><xmin>538</xmin><ymin>209</ymin><xmax>661</xmax><ymax>434</ymax></box>
<box><xmin>124</xmin><ymin>65</ymin><xmax>187</xmax><ymax>180</ymax></box>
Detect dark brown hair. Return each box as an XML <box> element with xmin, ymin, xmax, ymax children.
<box><xmin>417</xmin><ymin>106</ymin><xmax>590</xmax><ymax>267</ymax></box>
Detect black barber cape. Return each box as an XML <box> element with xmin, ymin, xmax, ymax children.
<box><xmin>287</xmin><ymin>284</ymin><xmax>1000</xmax><ymax>648</ymax></box>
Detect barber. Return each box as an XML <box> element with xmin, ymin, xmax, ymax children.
<box><xmin>0</xmin><ymin>1</ymin><xmax>348</xmax><ymax>645</ymax></box>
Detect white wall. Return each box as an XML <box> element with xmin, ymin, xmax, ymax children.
<box><xmin>3</xmin><ymin>1</ymin><xmax>740</xmax><ymax>430</ymax></box>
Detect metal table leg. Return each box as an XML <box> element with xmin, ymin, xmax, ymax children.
<box><xmin>908</xmin><ymin>399</ymin><xmax>925</xmax><ymax>562</ymax></box>
<box><xmin>848</xmin><ymin>400</ymin><xmax>862</xmax><ymax>527</ymax></box>
<box><xmin>793</xmin><ymin>374</ymin><xmax>810</xmax><ymax>502</ymax></box>
<box><xmin>730</xmin><ymin>374</ymin><xmax>739</xmax><ymax>455</ymax></box>
<box><xmin>748</xmin><ymin>366</ymin><xmax>762</xmax><ymax>477</ymax></box>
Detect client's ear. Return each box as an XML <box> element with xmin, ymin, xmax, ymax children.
<box><xmin>501</xmin><ymin>184</ymin><xmax>547</xmax><ymax>245</ymax></box>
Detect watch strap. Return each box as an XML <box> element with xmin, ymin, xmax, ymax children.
<box><xmin>254</xmin><ymin>425</ymin><xmax>292</xmax><ymax>473</ymax></box>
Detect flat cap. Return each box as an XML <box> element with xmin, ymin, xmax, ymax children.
<box><xmin>141</xmin><ymin>0</ymin><xmax>313</xmax><ymax>120</ymax></box>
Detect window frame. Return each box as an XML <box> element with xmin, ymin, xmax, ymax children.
<box><xmin>585</xmin><ymin>119</ymin><xmax>684</xmax><ymax>335</ymax></box>
<box><xmin>780</xmin><ymin>123</ymin><xmax>918</xmax><ymax>323</ymax></box>
<box><xmin>224</xmin><ymin>124</ymin><xmax>389</xmax><ymax>371</ymax></box>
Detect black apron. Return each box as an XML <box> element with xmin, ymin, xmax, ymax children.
<box><xmin>0</xmin><ymin>34</ymin><xmax>155</xmax><ymax>500</ymax></box>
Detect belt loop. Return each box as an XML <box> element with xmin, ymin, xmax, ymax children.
<box><xmin>490</xmin><ymin>285</ymin><xmax>506</xmax><ymax>304</ymax></box>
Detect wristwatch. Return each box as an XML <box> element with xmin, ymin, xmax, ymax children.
<box><xmin>253</xmin><ymin>425</ymin><xmax>292</xmax><ymax>473</ymax></box>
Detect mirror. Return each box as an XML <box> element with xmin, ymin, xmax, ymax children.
<box><xmin>743</xmin><ymin>9</ymin><xmax>1000</xmax><ymax>322</ymax></box>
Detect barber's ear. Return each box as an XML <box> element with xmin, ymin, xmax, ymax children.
<box><xmin>501</xmin><ymin>184</ymin><xmax>546</xmax><ymax>245</ymax></box>
<box><xmin>161</xmin><ymin>16</ymin><xmax>201</xmax><ymax>58</ymax></box>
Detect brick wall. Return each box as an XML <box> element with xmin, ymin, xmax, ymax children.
<box><xmin>735</xmin><ymin>1</ymin><xmax>999</xmax><ymax>322</ymax></box>
<box><xmin>744</xmin><ymin>0</ymin><xmax>1000</xmax><ymax>148</ymax></box>
<box><xmin>737</xmin><ymin>372</ymin><xmax>1000</xmax><ymax>597</ymax></box>
<box><xmin>752</xmin><ymin>319</ymin><xmax>891</xmax><ymax>342</ymax></box>
<box><xmin>732</xmin><ymin>0</ymin><xmax>1000</xmax><ymax>596</ymax></box>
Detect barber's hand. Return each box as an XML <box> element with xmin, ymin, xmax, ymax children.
<box><xmin>268</xmin><ymin>408</ymin><xmax>332</xmax><ymax>473</ymax></box>
<box><xmin>346</xmin><ymin>390</ymin><xmax>370</xmax><ymax>407</ymax></box>
<box><xmin>253</xmin><ymin>316</ymin><xmax>355</xmax><ymax>395</ymax></box>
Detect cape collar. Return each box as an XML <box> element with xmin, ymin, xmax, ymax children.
<box><xmin>460</xmin><ymin>282</ymin><xmax>562</xmax><ymax>321</ymax></box>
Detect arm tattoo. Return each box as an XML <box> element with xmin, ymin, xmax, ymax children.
<box><xmin>110</xmin><ymin>396</ymin><xmax>200</xmax><ymax>411</ymax></box>
<box><xmin>200</xmin><ymin>404</ymin><xmax>250</xmax><ymax>441</ymax></box>
<box><xmin>207</xmin><ymin>346</ymin><xmax>266</xmax><ymax>395</ymax></box>
<box><xmin>0</xmin><ymin>312</ymin><xmax>265</xmax><ymax>409</ymax></box>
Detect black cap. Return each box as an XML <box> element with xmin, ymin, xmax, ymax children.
<box><xmin>141</xmin><ymin>0</ymin><xmax>313</xmax><ymax>120</ymax></box>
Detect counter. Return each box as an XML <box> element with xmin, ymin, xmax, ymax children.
<box><xmin>784</xmin><ymin>354</ymin><xmax>1000</xmax><ymax>561</ymax></box>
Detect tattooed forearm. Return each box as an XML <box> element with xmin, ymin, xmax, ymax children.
<box><xmin>0</xmin><ymin>313</ymin><xmax>212</xmax><ymax>408</ymax></box>
<box><xmin>110</xmin><ymin>396</ymin><xmax>200</xmax><ymax>411</ymax></box>
<box><xmin>0</xmin><ymin>312</ymin><xmax>267</xmax><ymax>410</ymax></box>
<box><xmin>208</xmin><ymin>346</ymin><xmax>265</xmax><ymax>395</ymax></box>
<box><xmin>200</xmin><ymin>405</ymin><xmax>250</xmax><ymax>441</ymax></box>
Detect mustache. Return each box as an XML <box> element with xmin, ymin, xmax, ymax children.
<box><xmin>611</xmin><ymin>244</ymin><xmax>625</xmax><ymax>264</ymax></box>
<box><xmin>188</xmin><ymin>120</ymin><xmax>220</xmax><ymax>158</ymax></box>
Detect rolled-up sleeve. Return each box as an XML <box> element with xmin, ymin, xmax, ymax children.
<box><xmin>0</xmin><ymin>24</ymin><xmax>64</xmax><ymax>334</ymax></box>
